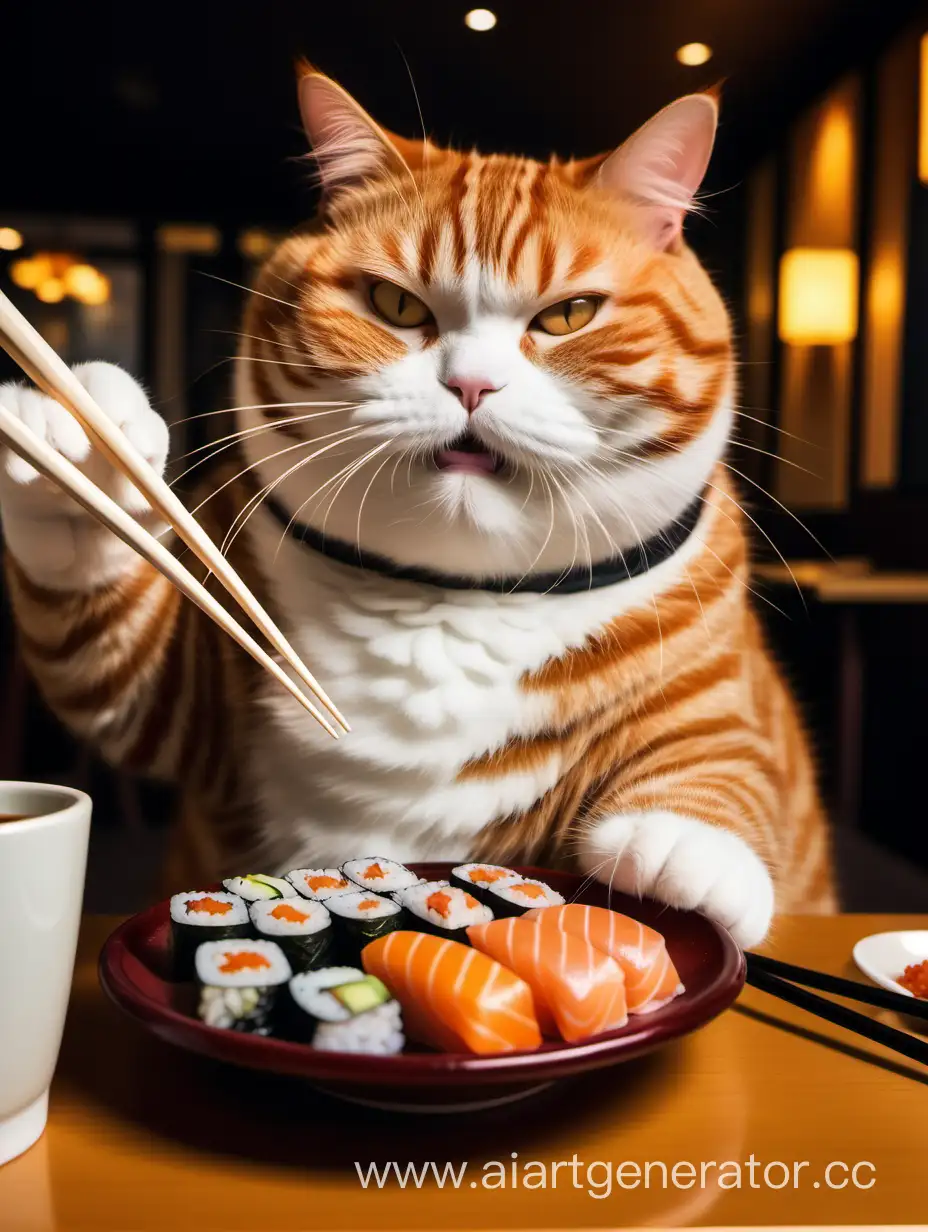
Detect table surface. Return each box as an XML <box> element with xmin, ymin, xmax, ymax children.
<box><xmin>3</xmin><ymin>914</ymin><xmax>927</xmax><ymax>1231</ymax></box>
<box><xmin>753</xmin><ymin>558</ymin><xmax>928</xmax><ymax>602</ymax></box>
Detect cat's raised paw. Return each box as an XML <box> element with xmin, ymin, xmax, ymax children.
<box><xmin>578</xmin><ymin>810</ymin><xmax>774</xmax><ymax>948</ymax></box>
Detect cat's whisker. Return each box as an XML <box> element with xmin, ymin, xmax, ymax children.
<box><xmin>166</xmin><ymin>399</ymin><xmax>353</xmax><ymax>431</ymax></box>
<box><xmin>170</xmin><ymin>407</ymin><xmax>358</xmax><ymax>480</ymax></box>
<box><xmin>197</xmin><ymin>270</ymin><xmax>298</xmax><ymax>310</ymax></box>
<box><xmin>219</xmin><ymin>425</ymin><xmax>380</xmax><ymax>559</ymax></box>
<box><xmin>355</xmin><ymin>444</ymin><xmax>401</xmax><ymax>551</ymax></box>
<box><xmin>318</xmin><ymin>440</ymin><xmax>395</xmax><ymax>535</ymax></box>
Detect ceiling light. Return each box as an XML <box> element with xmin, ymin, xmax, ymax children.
<box><xmin>778</xmin><ymin>248</ymin><xmax>859</xmax><ymax>345</ymax></box>
<box><xmin>0</xmin><ymin>227</ymin><xmax>23</xmax><ymax>252</ymax></box>
<box><xmin>465</xmin><ymin>9</ymin><xmax>497</xmax><ymax>31</ymax></box>
<box><xmin>676</xmin><ymin>42</ymin><xmax>713</xmax><ymax>67</ymax></box>
<box><xmin>36</xmin><ymin>278</ymin><xmax>65</xmax><ymax>304</ymax></box>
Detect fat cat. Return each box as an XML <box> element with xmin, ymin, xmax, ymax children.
<box><xmin>0</xmin><ymin>69</ymin><xmax>836</xmax><ymax>944</ymax></box>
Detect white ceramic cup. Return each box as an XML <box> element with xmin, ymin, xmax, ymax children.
<box><xmin>0</xmin><ymin>782</ymin><xmax>91</xmax><ymax>1167</ymax></box>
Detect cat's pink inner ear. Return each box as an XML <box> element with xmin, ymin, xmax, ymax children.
<box><xmin>597</xmin><ymin>94</ymin><xmax>718</xmax><ymax>249</ymax></box>
<box><xmin>298</xmin><ymin>72</ymin><xmax>401</xmax><ymax>192</ymax></box>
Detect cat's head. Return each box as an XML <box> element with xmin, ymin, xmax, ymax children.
<box><xmin>236</xmin><ymin>69</ymin><xmax>733</xmax><ymax>579</ymax></box>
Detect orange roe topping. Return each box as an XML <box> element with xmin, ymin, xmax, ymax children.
<box><xmin>468</xmin><ymin>867</ymin><xmax>508</xmax><ymax>884</ymax></box>
<box><xmin>427</xmin><ymin>890</ymin><xmax>452</xmax><ymax>919</ymax></box>
<box><xmin>363</xmin><ymin>862</ymin><xmax>386</xmax><ymax>880</ymax></box>
<box><xmin>512</xmin><ymin>882</ymin><xmax>547</xmax><ymax>900</ymax></box>
<box><xmin>899</xmin><ymin>959</ymin><xmax>928</xmax><ymax>999</ymax></box>
<box><xmin>358</xmin><ymin>899</ymin><xmax>381</xmax><ymax>911</ymax></box>
<box><xmin>186</xmin><ymin>896</ymin><xmax>232</xmax><ymax>917</ymax></box>
<box><xmin>463</xmin><ymin>893</ymin><xmax>480</xmax><ymax>909</ymax></box>
<box><xmin>306</xmin><ymin>875</ymin><xmax>347</xmax><ymax>892</ymax></box>
<box><xmin>218</xmin><ymin>951</ymin><xmax>272</xmax><ymax>975</ymax></box>
<box><xmin>269</xmin><ymin>903</ymin><xmax>309</xmax><ymax>923</ymax></box>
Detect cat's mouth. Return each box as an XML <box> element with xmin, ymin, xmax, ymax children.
<box><xmin>433</xmin><ymin>431</ymin><xmax>504</xmax><ymax>477</ymax></box>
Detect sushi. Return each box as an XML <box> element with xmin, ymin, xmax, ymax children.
<box><xmin>341</xmin><ymin>858</ymin><xmax>421</xmax><ymax>894</ymax></box>
<box><xmin>324</xmin><ymin>891</ymin><xmax>405</xmax><ymax>964</ymax></box>
<box><xmin>249</xmin><ymin>898</ymin><xmax>333</xmax><ymax>972</ymax></box>
<box><xmin>169</xmin><ymin>890</ymin><xmax>250</xmax><ymax>980</ymax></box>
<box><xmin>362</xmin><ymin>930</ymin><xmax>542</xmax><ymax>1055</ymax></box>
<box><xmin>222</xmin><ymin>873</ymin><xmax>296</xmax><ymax>902</ymax></box>
<box><xmin>450</xmin><ymin>863</ymin><xmax>518</xmax><ymax>905</ymax></box>
<box><xmin>484</xmin><ymin>876</ymin><xmax>565</xmax><ymax>918</ymax></box>
<box><xmin>287</xmin><ymin>968</ymin><xmax>404</xmax><ymax>1055</ymax></box>
<box><xmin>467</xmin><ymin>916</ymin><xmax>628</xmax><ymax>1042</ymax></box>
<box><xmin>194</xmin><ymin>939</ymin><xmax>292</xmax><ymax>1034</ymax></box>
<box><xmin>287</xmin><ymin>868</ymin><xmax>355</xmax><ymax>902</ymax></box>
<box><xmin>395</xmin><ymin>881</ymin><xmax>492</xmax><ymax>941</ymax></box>
<box><xmin>524</xmin><ymin>904</ymin><xmax>684</xmax><ymax>1013</ymax></box>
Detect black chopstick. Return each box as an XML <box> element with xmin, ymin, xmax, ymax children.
<box><xmin>746</xmin><ymin>951</ymin><xmax>928</xmax><ymax>1020</ymax></box>
<box><xmin>744</xmin><ymin>966</ymin><xmax>928</xmax><ymax>1065</ymax></box>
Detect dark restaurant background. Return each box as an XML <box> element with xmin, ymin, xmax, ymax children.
<box><xmin>1</xmin><ymin>0</ymin><xmax>927</xmax><ymax>910</ymax></box>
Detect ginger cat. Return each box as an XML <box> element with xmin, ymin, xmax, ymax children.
<box><xmin>0</xmin><ymin>70</ymin><xmax>835</xmax><ymax>944</ymax></box>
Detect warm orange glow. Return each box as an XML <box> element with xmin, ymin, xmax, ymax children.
<box><xmin>676</xmin><ymin>42</ymin><xmax>712</xmax><ymax>67</ymax></box>
<box><xmin>74</xmin><ymin>273</ymin><xmax>111</xmax><ymax>306</ymax></box>
<box><xmin>35</xmin><ymin>278</ymin><xmax>65</xmax><ymax>304</ymax></box>
<box><xmin>464</xmin><ymin>8</ymin><xmax>497</xmax><ymax>31</ymax></box>
<box><xmin>916</xmin><ymin>33</ymin><xmax>921</xmax><ymax>181</ymax></box>
<box><xmin>64</xmin><ymin>263</ymin><xmax>110</xmax><ymax>304</ymax></box>
<box><xmin>0</xmin><ymin>227</ymin><xmax>23</xmax><ymax>252</ymax></box>
<box><xmin>810</xmin><ymin>102</ymin><xmax>854</xmax><ymax>237</ymax></box>
<box><xmin>778</xmin><ymin>248</ymin><xmax>859</xmax><ymax>344</ymax></box>
<box><xmin>238</xmin><ymin>229</ymin><xmax>276</xmax><ymax>260</ymax></box>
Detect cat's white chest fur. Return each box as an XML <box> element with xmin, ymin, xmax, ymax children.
<box><xmin>242</xmin><ymin>504</ymin><xmax>703</xmax><ymax>870</ymax></box>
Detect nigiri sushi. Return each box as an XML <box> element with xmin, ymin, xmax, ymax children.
<box><xmin>467</xmin><ymin>916</ymin><xmax>627</xmax><ymax>1042</ymax></box>
<box><xmin>362</xmin><ymin>930</ymin><xmax>542</xmax><ymax>1055</ymax></box>
<box><xmin>524</xmin><ymin>904</ymin><xmax>684</xmax><ymax>1013</ymax></box>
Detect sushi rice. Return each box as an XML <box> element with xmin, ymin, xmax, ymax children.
<box><xmin>286</xmin><ymin>868</ymin><xmax>355</xmax><ymax>901</ymax></box>
<box><xmin>341</xmin><ymin>857</ymin><xmax>421</xmax><ymax>894</ymax></box>
<box><xmin>222</xmin><ymin>873</ymin><xmax>296</xmax><ymax>902</ymax></box>
<box><xmin>486</xmin><ymin>877</ymin><xmax>565</xmax><ymax>918</ymax></box>
<box><xmin>169</xmin><ymin>890</ymin><xmax>251</xmax><ymax>980</ymax></box>
<box><xmin>249</xmin><ymin>898</ymin><xmax>333</xmax><ymax>972</ymax></box>
<box><xmin>195</xmin><ymin>939</ymin><xmax>292</xmax><ymax>1034</ymax></box>
<box><xmin>288</xmin><ymin>967</ymin><xmax>404</xmax><ymax>1054</ymax></box>
<box><xmin>396</xmin><ymin>880</ymin><xmax>492</xmax><ymax>939</ymax></box>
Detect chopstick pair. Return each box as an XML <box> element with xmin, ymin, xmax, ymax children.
<box><xmin>0</xmin><ymin>290</ymin><xmax>348</xmax><ymax>739</ymax></box>
<box><xmin>745</xmin><ymin>952</ymin><xmax>928</xmax><ymax>1066</ymax></box>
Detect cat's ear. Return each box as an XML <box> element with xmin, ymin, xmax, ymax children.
<box><xmin>593</xmin><ymin>93</ymin><xmax>718</xmax><ymax>249</ymax></box>
<box><xmin>297</xmin><ymin>65</ymin><xmax>429</xmax><ymax>198</ymax></box>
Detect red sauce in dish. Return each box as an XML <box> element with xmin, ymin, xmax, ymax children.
<box><xmin>899</xmin><ymin>960</ymin><xmax>928</xmax><ymax>998</ymax></box>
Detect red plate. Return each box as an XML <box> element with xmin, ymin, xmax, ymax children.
<box><xmin>98</xmin><ymin>864</ymin><xmax>744</xmax><ymax>1111</ymax></box>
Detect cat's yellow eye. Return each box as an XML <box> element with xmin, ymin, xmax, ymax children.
<box><xmin>532</xmin><ymin>295</ymin><xmax>602</xmax><ymax>336</ymax></box>
<box><xmin>369</xmin><ymin>280</ymin><xmax>432</xmax><ymax>328</ymax></box>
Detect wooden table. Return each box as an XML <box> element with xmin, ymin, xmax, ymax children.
<box><xmin>2</xmin><ymin>914</ymin><xmax>927</xmax><ymax>1230</ymax></box>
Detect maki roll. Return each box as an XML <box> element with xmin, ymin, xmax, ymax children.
<box><xmin>169</xmin><ymin>890</ymin><xmax>250</xmax><ymax>980</ymax></box>
<box><xmin>287</xmin><ymin>868</ymin><xmax>354</xmax><ymax>902</ymax></box>
<box><xmin>341</xmin><ymin>858</ymin><xmax>420</xmax><ymax>895</ymax></box>
<box><xmin>288</xmin><ymin>968</ymin><xmax>404</xmax><ymax>1055</ymax></box>
<box><xmin>451</xmin><ymin>863</ymin><xmax>518</xmax><ymax>906</ymax></box>
<box><xmin>249</xmin><ymin>898</ymin><xmax>333</xmax><ymax>973</ymax></box>
<box><xmin>325</xmin><ymin>891</ymin><xmax>405</xmax><ymax>964</ymax></box>
<box><xmin>485</xmin><ymin>877</ymin><xmax>565</xmax><ymax>918</ymax></box>
<box><xmin>195</xmin><ymin>939</ymin><xmax>292</xmax><ymax>1034</ymax></box>
<box><xmin>396</xmin><ymin>881</ymin><xmax>492</xmax><ymax>942</ymax></box>
<box><xmin>222</xmin><ymin>873</ymin><xmax>296</xmax><ymax>902</ymax></box>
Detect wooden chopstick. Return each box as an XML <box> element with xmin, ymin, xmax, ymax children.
<box><xmin>0</xmin><ymin>400</ymin><xmax>339</xmax><ymax>739</ymax></box>
<box><xmin>0</xmin><ymin>290</ymin><xmax>348</xmax><ymax>734</ymax></box>
<box><xmin>747</xmin><ymin>951</ymin><xmax>928</xmax><ymax>1020</ymax></box>
<box><xmin>744</xmin><ymin>965</ymin><xmax>928</xmax><ymax>1066</ymax></box>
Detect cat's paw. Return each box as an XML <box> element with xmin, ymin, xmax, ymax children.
<box><xmin>578</xmin><ymin>810</ymin><xmax>774</xmax><ymax>947</ymax></box>
<box><xmin>0</xmin><ymin>362</ymin><xmax>168</xmax><ymax>518</ymax></box>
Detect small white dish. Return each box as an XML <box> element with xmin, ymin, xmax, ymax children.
<box><xmin>853</xmin><ymin>930</ymin><xmax>928</xmax><ymax>997</ymax></box>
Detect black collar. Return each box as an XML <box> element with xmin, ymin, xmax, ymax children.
<box><xmin>263</xmin><ymin>489</ymin><xmax>706</xmax><ymax>596</ymax></box>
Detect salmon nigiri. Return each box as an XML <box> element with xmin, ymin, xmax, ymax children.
<box><xmin>362</xmin><ymin>931</ymin><xmax>542</xmax><ymax>1054</ymax></box>
<box><xmin>524</xmin><ymin>904</ymin><xmax>684</xmax><ymax>1013</ymax></box>
<box><xmin>467</xmin><ymin>916</ymin><xmax>628</xmax><ymax>1043</ymax></box>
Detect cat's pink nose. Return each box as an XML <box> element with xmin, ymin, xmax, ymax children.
<box><xmin>444</xmin><ymin>375</ymin><xmax>501</xmax><ymax>413</ymax></box>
